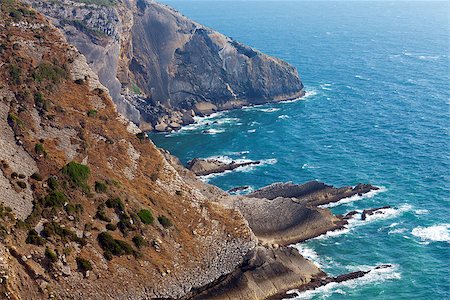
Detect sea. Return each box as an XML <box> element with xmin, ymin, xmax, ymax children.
<box><xmin>150</xmin><ymin>1</ymin><xmax>450</xmax><ymax>299</ymax></box>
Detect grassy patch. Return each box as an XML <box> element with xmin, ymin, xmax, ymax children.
<box><xmin>32</xmin><ymin>62</ymin><xmax>67</xmax><ymax>84</ymax></box>
<box><xmin>76</xmin><ymin>257</ymin><xmax>93</xmax><ymax>272</ymax></box>
<box><xmin>7</xmin><ymin>112</ymin><xmax>23</xmax><ymax>127</ymax></box>
<box><xmin>97</xmin><ymin>232</ymin><xmax>135</xmax><ymax>260</ymax></box>
<box><xmin>26</xmin><ymin>229</ymin><xmax>45</xmax><ymax>246</ymax></box>
<box><xmin>9</xmin><ymin>65</ymin><xmax>21</xmax><ymax>85</ymax></box>
<box><xmin>30</xmin><ymin>172</ymin><xmax>43</xmax><ymax>181</ymax></box>
<box><xmin>132</xmin><ymin>235</ymin><xmax>145</xmax><ymax>249</ymax></box>
<box><xmin>137</xmin><ymin>209</ymin><xmax>153</xmax><ymax>225</ymax></box>
<box><xmin>61</xmin><ymin>161</ymin><xmax>90</xmax><ymax>193</ymax></box>
<box><xmin>87</xmin><ymin>109</ymin><xmax>97</xmax><ymax>117</ymax></box>
<box><xmin>94</xmin><ymin>181</ymin><xmax>107</xmax><ymax>193</ymax></box>
<box><xmin>158</xmin><ymin>215</ymin><xmax>172</xmax><ymax>228</ymax></box>
<box><xmin>45</xmin><ymin>247</ymin><xmax>58</xmax><ymax>262</ymax></box>
<box><xmin>43</xmin><ymin>191</ymin><xmax>66</xmax><ymax>208</ymax></box>
<box><xmin>42</xmin><ymin>222</ymin><xmax>86</xmax><ymax>245</ymax></box>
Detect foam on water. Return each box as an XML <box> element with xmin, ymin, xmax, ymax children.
<box><xmin>315</xmin><ymin>204</ymin><xmax>412</xmax><ymax>240</ymax></box>
<box><xmin>319</xmin><ymin>186</ymin><xmax>387</xmax><ymax>208</ymax></box>
<box><xmin>287</xmin><ymin>264</ymin><xmax>401</xmax><ymax>300</ymax></box>
<box><xmin>411</xmin><ymin>224</ymin><xmax>450</xmax><ymax>243</ymax></box>
<box><xmin>294</xmin><ymin>244</ymin><xmax>324</xmax><ymax>268</ymax></box>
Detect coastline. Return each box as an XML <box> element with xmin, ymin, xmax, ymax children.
<box><xmin>151</xmin><ymin>89</ymin><xmax>306</xmax><ymax>133</ymax></box>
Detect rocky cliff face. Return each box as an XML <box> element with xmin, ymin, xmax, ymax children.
<box><xmin>0</xmin><ymin>2</ymin><xmax>256</xmax><ymax>298</ymax></box>
<box><xmin>27</xmin><ymin>0</ymin><xmax>304</xmax><ymax>131</ymax></box>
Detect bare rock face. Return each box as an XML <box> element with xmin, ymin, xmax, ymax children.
<box><xmin>28</xmin><ymin>0</ymin><xmax>304</xmax><ymax>130</ymax></box>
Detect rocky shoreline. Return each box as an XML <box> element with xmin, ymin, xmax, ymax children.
<box><xmin>181</xmin><ymin>158</ymin><xmax>389</xmax><ymax>299</ymax></box>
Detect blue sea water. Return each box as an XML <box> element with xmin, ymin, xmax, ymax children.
<box><xmin>151</xmin><ymin>1</ymin><xmax>450</xmax><ymax>299</ymax></box>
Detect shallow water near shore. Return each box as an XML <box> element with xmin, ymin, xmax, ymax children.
<box><xmin>151</xmin><ymin>1</ymin><xmax>449</xmax><ymax>299</ymax></box>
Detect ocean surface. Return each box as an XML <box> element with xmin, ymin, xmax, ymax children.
<box><xmin>151</xmin><ymin>1</ymin><xmax>450</xmax><ymax>299</ymax></box>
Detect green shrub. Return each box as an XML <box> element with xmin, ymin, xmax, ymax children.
<box><xmin>17</xmin><ymin>181</ymin><xmax>26</xmax><ymax>189</ymax></box>
<box><xmin>96</xmin><ymin>203</ymin><xmax>110</xmax><ymax>222</ymax></box>
<box><xmin>106</xmin><ymin>223</ymin><xmax>117</xmax><ymax>231</ymax></box>
<box><xmin>137</xmin><ymin>209</ymin><xmax>153</xmax><ymax>225</ymax></box>
<box><xmin>94</xmin><ymin>181</ymin><xmax>107</xmax><ymax>193</ymax></box>
<box><xmin>97</xmin><ymin>232</ymin><xmax>135</xmax><ymax>260</ymax></box>
<box><xmin>61</xmin><ymin>161</ymin><xmax>90</xmax><ymax>193</ymax></box>
<box><xmin>105</xmin><ymin>197</ymin><xmax>124</xmax><ymax>213</ymax></box>
<box><xmin>42</xmin><ymin>222</ymin><xmax>85</xmax><ymax>245</ymax></box>
<box><xmin>34</xmin><ymin>92</ymin><xmax>50</xmax><ymax>111</ymax></box>
<box><xmin>43</xmin><ymin>191</ymin><xmax>66</xmax><ymax>207</ymax></box>
<box><xmin>34</xmin><ymin>143</ymin><xmax>47</xmax><ymax>157</ymax></box>
<box><xmin>87</xmin><ymin>109</ymin><xmax>97</xmax><ymax>117</ymax></box>
<box><xmin>117</xmin><ymin>213</ymin><xmax>134</xmax><ymax>235</ymax></box>
<box><xmin>7</xmin><ymin>113</ymin><xmax>23</xmax><ymax>127</ymax></box>
<box><xmin>47</xmin><ymin>177</ymin><xmax>58</xmax><ymax>190</ymax></box>
<box><xmin>158</xmin><ymin>215</ymin><xmax>172</xmax><ymax>228</ymax></box>
<box><xmin>76</xmin><ymin>257</ymin><xmax>93</xmax><ymax>272</ymax></box>
<box><xmin>65</xmin><ymin>203</ymin><xmax>83</xmax><ymax>215</ymax></box>
<box><xmin>132</xmin><ymin>235</ymin><xmax>145</xmax><ymax>249</ymax></box>
<box><xmin>45</xmin><ymin>247</ymin><xmax>58</xmax><ymax>262</ymax></box>
<box><xmin>136</xmin><ymin>132</ymin><xmax>146</xmax><ymax>140</ymax></box>
<box><xmin>26</xmin><ymin>229</ymin><xmax>45</xmax><ymax>246</ymax></box>
<box><xmin>9</xmin><ymin>65</ymin><xmax>21</xmax><ymax>85</ymax></box>
<box><xmin>30</xmin><ymin>172</ymin><xmax>43</xmax><ymax>181</ymax></box>
<box><xmin>32</xmin><ymin>62</ymin><xmax>67</xmax><ymax>84</ymax></box>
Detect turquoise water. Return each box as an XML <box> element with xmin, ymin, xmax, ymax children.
<box><xmin>152</xmin><ymin>1</ymin><xmax>449</xmax><ymax>298</ymax></box>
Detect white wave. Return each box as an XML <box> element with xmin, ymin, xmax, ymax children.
<box><xmin>418</xmin><ymin>55</ymin><xmax>440</xmax><ymax>60</ymax></box>
<box><xmin>198</xmin><ymin>157</ymin><xmax>277</xmax><ymax>182</ymax></box>
<box><xmin>319</xmin><ymin>186</ymin><xmax>387</xmax><ymax>208</ymax></box>
<box><xmin>315</xmin><ymin>204</ymin><xmax>412</xmax><ymax>240</ymax></box>
<box><xmin>224</xmin><ymin>150</ymin><xmax>249</xmax><ymax>156</ymax></box>
<box><xmin>202</xmin><ymin>128</ymin><xmax>225</xmax><ymax>135</ymax></box>
<box><xmin>320</xmin><ymin>83</ymin><xmax>333</xmax><ymax>90</ymax></box>
<box><xmin>354</xmin><ymin>75</ymin><xmax>370</xmax><ymax>81</ymax></box>
<box><xmin>414</xmin><ymin>209</ymin><xmax>429</xmax><ymax>215</ymax></box>
<box><xmin>281</xmin><ymin>90</ymin><xmax>318</xmax><ymax>103</ymax></box>
<box><xmin>388</xmin><ymin>228</ymin><xmax>408</xmax><ymax>235</ymax></box>
<box><xmin>278</xmin><ymin>115</ymin><xmax>290</xmax><ymax>119</ymax></box>
<box><xmin>247</xmin><ymin>129</ymin><xmax>256</xmax><ymax>133</ymax></box>
<box><xmin>258</xmin><ymin>107</ymin><xmax>280</xmax><ymax>113</ymax></box>
<box><xmin>411</xmin><ymin>224</ymin><xmax>450</xmax><ymax>243</ymax></box>
<box><xmin>287</xmin><ymin>264</ymin><xmax>400</xmax><ymax>300</ymax></box>
<box><xmin>302</xmin><ymin>163</ymin><xmax>319</xmax><ymax>169</ymax></box>
<box><xmin>293</xmin><ymin>244</ymin><xmax>323</xmax><ymax>268</ymax></box>
<box><xmin>214</xmin><ymin>117</ymin><xmax>240</xmax><ymax>125</ymax></box>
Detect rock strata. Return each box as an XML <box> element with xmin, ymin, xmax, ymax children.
<box><xmin>248</xmin><ymin>181</ymin><xmax>378</xmax><ymax>206</ymax></box>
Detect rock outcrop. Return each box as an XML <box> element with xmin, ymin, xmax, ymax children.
<box><xmin>28</xmin><ymin>0</ymin><xmax>305</xmax><ymax>131</ymax></box>
<box><xmin>188</xmin><ymin>158</ymin><xmax>261</xmax><ymax>176</ymax></box>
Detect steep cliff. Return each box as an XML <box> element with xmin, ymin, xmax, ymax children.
<box><xmin>0</xmin><ymin>2</ymin><xmax>256</xmax><ymax>298</ymax></box>
<box><xmin>28</xmin><ymin>0</ymin><xmax>304</xmax><ymax>131</ymax></box>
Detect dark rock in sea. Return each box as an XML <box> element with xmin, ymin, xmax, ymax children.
<box><xmin>188</xmin><ymin>158</ymin><xmax>261</xmax><ymax>176</ymax></box>
<box><xmin>361</xmin><ymin>206</ymin><xmax>391</xmax><ymax>220</ymax></box>
<box><xmin>228</xmin><ymin>186</ymin><xmax>250</xmax><ymax>193</ymax></box>
<box><xmin>247</xmin><ymin>181</ymin><xmax>379</xmax><ymax>207</ymax></box>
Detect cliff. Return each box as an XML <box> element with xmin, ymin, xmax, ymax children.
<box><xmin>0</xmin><ymin>2</ymin><xmax>256</xmax><ymax>298</ymax></box>
<box><xmin>27</xmin><ymin>0</ymin><xmax>304</xmax><ymax>131</ymax></box>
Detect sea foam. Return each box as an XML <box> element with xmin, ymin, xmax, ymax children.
<box><xmin>411</xmin><ymin>224</ymin><xmax>450</xmax><ymax>243</ymax></box>
<box><xmin>319</xmin><ymin>186</ymin><xmax>387</xmax><ymax>208</ymax></box>
<box><xmin>287</xmin><ymin>264</ymin><xmax>400</xmax><ymax>299</ymax></box>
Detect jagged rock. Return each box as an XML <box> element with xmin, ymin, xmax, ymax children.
<box><xmin>188</xmin><ymin>158</ymin><xmax>261</xmax><ymax>176</ymax></box>
<box><xmin>361</xmin><ymin>206</ymin><xmax>391</xmax><ymax>220</ymax></box>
